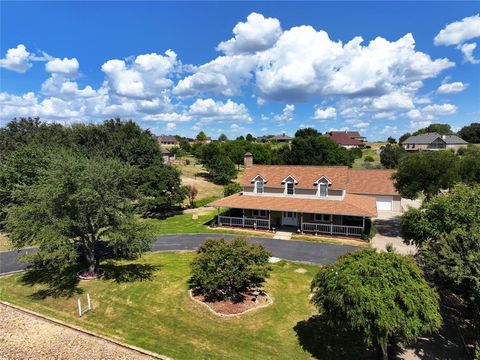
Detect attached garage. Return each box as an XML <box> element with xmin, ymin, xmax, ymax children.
<box><xmin>376</xmin><ymin>196</ymin><xmax>393</xmax><ymax>211</ymax></box>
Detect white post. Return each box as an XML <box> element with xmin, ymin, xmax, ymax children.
<box><xmin>87</xmin><ymin>293</ymin><xmax>91</xmax><ymax>311</ymax></box>
<box><xmin>78</xmin><ymin>299</ymin><xmax>82</xmax><ymax>317</ymax></box>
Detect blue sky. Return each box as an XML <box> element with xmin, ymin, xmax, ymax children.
<box><xmin>1</xmin><ymin>2</ymin><xmax>479</xmax><ymax>140</ymax></box>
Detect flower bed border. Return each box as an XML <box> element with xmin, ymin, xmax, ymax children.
<box><xmin>188</xmin><ymin>289</ymin><xmax>273</xmax><ymax>317</ymax></box>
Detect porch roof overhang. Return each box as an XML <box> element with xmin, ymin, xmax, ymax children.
<box><xmin>209</xmin><ymin>193</ymin><xmax>377</xmax><ymax>218</ymax></box>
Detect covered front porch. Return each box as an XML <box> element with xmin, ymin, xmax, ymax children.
<box><xmin>217</xmin><ymin>209</ymin><xmax>366</xmax><ymax>237</ymax></box>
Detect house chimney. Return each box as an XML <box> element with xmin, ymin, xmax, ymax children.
<box><xmin>244</xmin><ymin>152</ymin><xmax>253</xmax><ymax>168</ymax></box>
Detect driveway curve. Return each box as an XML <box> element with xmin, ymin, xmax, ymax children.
<box><xmin>0</xmin><ymin>234</ymin><xmax>361</xmax><ymax>274</ymax></box>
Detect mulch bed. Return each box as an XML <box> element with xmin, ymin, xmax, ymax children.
<box><xmin>191</xmin><ymin>289</ymin><xmax>272</xmax><ymax>316</ymax></box>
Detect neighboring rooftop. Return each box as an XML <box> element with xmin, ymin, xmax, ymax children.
<box><xmin>326</xmin><ymin>131</ymin><xmax>365</xmax><ymax>146</ymax></box>
<box><xmin>271</xmin><ymin>133</ymin><xmax>293</xmax><ymax>141</ymax></box>
<box><xmin>157</xmin><ymin>135</ymin><xmax>178</xmax><ymax>143</ymax></box>
<box><xmin>403</xmin><ymin>132</ymin><xmax>468</xmax><ymax>145</ymax></box>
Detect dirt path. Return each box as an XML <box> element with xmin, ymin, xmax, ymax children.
<box><xmin>0</xmin><ymin>304</ymin><xmax>162</xmax><ymax>360</ymax></box>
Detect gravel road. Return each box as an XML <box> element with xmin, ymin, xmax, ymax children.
<box><xmin>0</xmin><ymin>304</ymin><xmax>161</xmax><ymax>360</ymax></box>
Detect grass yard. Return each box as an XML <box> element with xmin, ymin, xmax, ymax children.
<box><xmin>175</xmin><ymin>157</ymin><xmax>244</xmax><ymax>205</ymax></box>
<box><xmin>352</xmin><ymin>148</ymin><xmax>382</xmax><ymax>169</ymax></box>
<box><xmin>0</xmin><ymin>232</ymin><xmax>13</xmax><ymax>252</ymax></box>
<box><xmin>0</xmin><ymin>252</ymin><xmax>372</xmax><ymax>360</ymax></box>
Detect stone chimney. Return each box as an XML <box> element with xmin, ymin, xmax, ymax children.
<box><xmin>244</xmin><ymin>152</ymin><xmax>253</xmax><ymax>168</ymax></box>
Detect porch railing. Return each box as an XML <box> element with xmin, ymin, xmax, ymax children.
<box><xmin>218</xmin><ymin>216</ymin><xmax>270</xmax><ymax>229</ymax></box>
<box><xmin>302</xmin><ymin>222</ymin><xmax>363</xmax><ymax>236</ymax></box>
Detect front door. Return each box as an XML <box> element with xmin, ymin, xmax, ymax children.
<box><xmin>282</xmin><ymin>211</ymin><xmax>298</xmax><ymax>226</ymax></box>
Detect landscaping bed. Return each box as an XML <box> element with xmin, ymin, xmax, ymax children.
<box><xmin>190</xmin><ymin>289</ymin><xmax>272</xmax><ymax>316</ymax></box>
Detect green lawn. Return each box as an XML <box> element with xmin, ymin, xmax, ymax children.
<box><xmin>352</xmin><ymin>148</ymin><xmax>382</xmax><ymax>169</ymax></box>
<box><xmin>0</xmin><ymin>252</ymin><xmax>360</xmax><ymax>360</ymax></box>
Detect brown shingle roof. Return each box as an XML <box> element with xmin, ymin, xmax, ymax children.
<box><xmin>210</xmin><ymin>193</ymin><xmax>377</xmax><ymax>217</ymax></box>
<box><xmin>347</xmin><ymin>169</ymin><xmax>397</xmax><ymax>195</ymax></box>
<box><xmin>240</xmin><ymin>165</ymin><xmax>349</xmax><ymax>190</ymax></box>
<box><xmin>240</xmin><ymin>165</ymin><xmax>398</xmax><ymax>195</ymax></box>
<box><xmin>327</xmin><ymin>132</ymin><xmax>364</xmax><ymax>146</ymax></box>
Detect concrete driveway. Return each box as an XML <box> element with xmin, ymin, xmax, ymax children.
<box><xmin>371</xmin><ymin>211</ymin><xmax>417</xmax><ymax>255</ymax></box>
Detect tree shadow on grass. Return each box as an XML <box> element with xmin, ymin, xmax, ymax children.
<box><xmin>294</xmin><ymin>315</ymin><xmax>375</xmax><ymax>360</ymax></box>
<box><xmin>21</xmin><ymin>265</ymin><xmax>82</xmax><ymax>300</ymax></box>
<box><xmin>102</xmin><ymin>263</ymin><xmax>161</xmax><ymax>283</ymax></box>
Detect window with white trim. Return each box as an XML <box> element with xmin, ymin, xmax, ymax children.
<box><xmin>318</xmin><ymin>182</ymin><xmax>328</xmax><ymax>197</ymax></box>
<box><xmin>253</xmin><ymin>209</ymin><xmax>267</xmax><ymax>217</ymax></box>
<box><xmin>314</xmin><ymin>214</ymin><xmax>331</xmax><ymax>222</ymax></box>
<box><xmin>255</xmin><ymin>180</ymin><xmax>264</xmax><ymax>194</ymax></box>
<box><xmin>286</xmin><ymin>182</ymin><xmax>295</xmax><ymax>195</ymax></box>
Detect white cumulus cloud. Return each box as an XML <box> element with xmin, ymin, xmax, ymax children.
<box><xmin>437</xmin><ymin>81</ymin><xmax>467</xmax><ymax>94</ymax></box>
<box><xmin>217</xmin><ymin>12</ymin><xmax>282</xmax><ymax>55</ymax></box>
<box><xmin>313</xmin><ymin>106</ymin><xmax>336</xmax><ymax>120</ymax></box>
<box><xmin>434</xmin><ymin>14</ymin><xmax>480</xmax><ymax>46</ymax></box>
<box><xmin>0</xmin><ymin>44</ymin><xmax>32</xmax><ymax>73</ymax></box>
<box><xmin>45</xmin><ymin>57</ymin><xmax>79</xmax><ymax>76</ymax></box>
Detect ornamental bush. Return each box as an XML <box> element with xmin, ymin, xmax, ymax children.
<box><xmin>311</xmin><ymin>249</ymin><xmax>441</xmax><ymax>359</ymax></box>
<box><xmin>189</xmin><ymin>238</ymin><xmax>272</xmax><ymax>299</ymax></box>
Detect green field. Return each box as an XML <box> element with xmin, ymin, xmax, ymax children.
<box><xmin>352</xmin><ymin>148</ymin><xmax>382</xmax><ymax>169</ymax></box>
<box><xmin>0</xmin><ymin>252</ymin><xmax>370</xmax><ymax>359</ymax></box>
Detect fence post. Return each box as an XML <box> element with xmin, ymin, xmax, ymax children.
<box><xmin>78</xmin><ymin>299</ymin><xmax>82</xmax><ymax>317</ymax></box>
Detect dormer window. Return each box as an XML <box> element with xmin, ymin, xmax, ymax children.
<box><xmin>314</xmin><ymin>176</ymin><xmax>331</xmax><ymax>197</ymax></box>
<box><xmin>286</xmin><ymin>181</ymin><xmax>295</xmax><ymax>195</ymax></box>
<box><xmin>319</xmin><ymin>183</ymin><xmax>328</xmax><ymax>197</ymax></box>
<box><xmin>255</xmin><ymin>180</ymin><xmax>264</xmax><ymax>194</ymax></box>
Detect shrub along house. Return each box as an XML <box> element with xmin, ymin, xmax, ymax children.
<box><xmin>210</xmin><ymin>153</ymin><xmax>400</xmax><ymax>237</ymax></box>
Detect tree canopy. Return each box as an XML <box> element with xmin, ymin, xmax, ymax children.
<box><xmin>5</xmin><ymin>151</ymin><xmax>153</xmax><ymax>276</ymax></box>
<box><xmin>189</xmin><ymin>238</ymin><xmax>272</xmax><ymax>299</ymax></box>
<box><xmin>311</xmin><ymin>249</ymin><xmax>441</xmax><ymax>359</ymax></box>
<box><xmin>458</xmin><ymin>123</ymin><xmax>480</xmax><ymax>143</ymax></box>
<box><xmin>380</xmin><ymin>144</ymin><xmax>406</xmax><ymax>169</ymax></box>
<box><xmin>393</xmin><ymin>150</ymin><xmax>460</xmax><ymax>199</ymax></box>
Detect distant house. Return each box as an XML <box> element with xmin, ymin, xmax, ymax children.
<box><xmin>157</xmin><ymin>135</ymin><xmax>178</xmax><ymax>146</ymax></box>
<box><xmin>402</xmin><ymin>132</ymin><xmax>468</xmax><ymax>151</ymax></box>
<box><xmin>271</xmin><ymin>133</ymin><xmax>293</xmax><ymax>143</ymax></box>
<box><xmin>326</xmin><ymin>131</ymin><xmax>366</xmax><ymax>149</ymax></box>
<box><xmin>161</xmin><ymin>148</ymin><xmax>176</xmax><ymax>165</ymax></box>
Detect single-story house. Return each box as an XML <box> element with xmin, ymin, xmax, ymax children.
<box><xmin>402</xmin><ymin>132</ymin><xmax>468</xmax><ymax>151</ymax></box>
<box><xmin>271</xmin><ymin>133</ymin><xmax>293</xmax><ymax>143</ymax></box>
<box><xmin>209</xmin><ymin>153</ymin><xmax>400</xmax><ymax>237</ymax></box>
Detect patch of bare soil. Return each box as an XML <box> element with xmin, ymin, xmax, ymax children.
<box><xmin>191</xmin><ymin>289</ymin><xmax>272</xmax><ymax>316</ymax></box>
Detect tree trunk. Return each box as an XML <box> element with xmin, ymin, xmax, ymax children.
<box><xmin>378</xmin><ymin>340</ymin><xmax>388</xmax><ymax>360</ymax></box>
<box><xmin>85</xmin><ymin>244</ymin><xmax>96</xmax><ymax>275</ymax></box>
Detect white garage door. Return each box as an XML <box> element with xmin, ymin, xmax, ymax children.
<box><xmin>376</xmin><ymin>196</ymin><xmax>393</xmax><ymax>211</ymax></box>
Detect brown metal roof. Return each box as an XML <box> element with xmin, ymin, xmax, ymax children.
<box><xmin>210</xmin><ymin>193</ymin><xmax>377</xmax><ymax>217</ymax></box>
